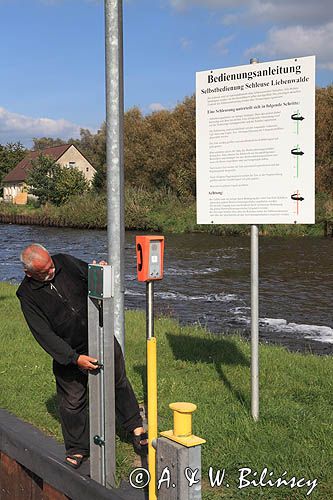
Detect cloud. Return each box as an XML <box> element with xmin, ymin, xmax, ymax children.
<box><xmin>0</xmin><ymin>107</ymin><xmax>83</xmax><ymax>146</ymax></box>
<box><xmin>170</xmin><ymin>0</ymin><xmax>333</xmax><ymax>71</ymax></box>
<box><xmin>221</xmin><ymin>13</ymin><xmax>239</xmax><ymax>25</ymax></box>
<box><xmin>38</xmin><ymin>0</ymin><xmax>65</xmax><ymax>4</ymax></box>
<box><xmin>180</xmin><ymin>37</ymin><xmax>192</xmax><ymax>49</ymax></box>
<box><xmin>170</xmin><ymin>0</ymin><xmax>241</xmax><ymax>11</ymax></box>
<box><xmin>148</xmin><ymin>103</ymin><xmax>166</xmax><ymax>112</ymax></box>
<box><xmin>243</xmin><ymin>0</ymin><xmax>333</xmax><ymax>27</ymax></box>
<box><xmin>38</xmin><ymin>0</ymin><xmax>104</xmax><ymax>4</ymax></box>
<box><xmin>214</xmin><ymin>35</ymin><xmax>234</xmax><ymax>55</ymax></box>
<box><xmin>246</xmin><ymin>22</ymin><xmax>333</xmax><ymax>69</ymax></box>
<box><xmin>169</xmin><ymin>0</ymin><xmax>333</xmax><ymax>27</ymax></box>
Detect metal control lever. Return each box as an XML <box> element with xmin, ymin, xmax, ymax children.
<box><xmin>93</xmin><ymin>435</ymin><xmax>105</xmax><ymax>447</ymax></box>
<box><xmin>92</xmin><ymin>361</ymin><xmax>104</xmax><ymax>369</ymax></box>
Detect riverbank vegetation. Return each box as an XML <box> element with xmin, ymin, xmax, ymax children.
<box><xmin>1</xmin><ymin>281</ymin><xmax>332</xmax><ymax>498</ymax></box>
<box><xmin>0</xmin><ymin>188</ymin><xmax>331</xmax><ymax>236</ymax></box>
<box><xmin>1</xmin><ymin>86</ymin><xmax>333</xmax><ymax>235</ymax></box>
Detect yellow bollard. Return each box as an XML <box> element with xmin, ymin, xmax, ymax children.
<box><xmin>147</xmin><ymin>337</ymin><xmax>157</xmax><ymax>500</ymax></box>
<box><xmin>170</xmin><ymin>402</ymin><xmax>196</xmax><ymax>437</ymax></box>
<box><xmin>160</xmin><ymin>402</ymin><xmax>206</xmax><ymax>447</ymax></box>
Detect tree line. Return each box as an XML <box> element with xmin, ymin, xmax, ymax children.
<box><xmin>1</xmin><ymin>87</ymin><xmax>332</xmax><ymax>202</ymax></box>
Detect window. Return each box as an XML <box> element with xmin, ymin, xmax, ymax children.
<box><xmin>86</xmin><ymin>167</ymin><xmax>89</xmax><ymax>172</ymax></box>
<box><xmin>69</xmin><ymin>161</ymin><xmax>76</xmax><ymax>168</ymax></box>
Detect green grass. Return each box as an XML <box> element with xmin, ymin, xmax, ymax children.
<box><xmin>1</xmin><ymin>281</ymin><xmax>332</xmax><ymax>498</ymax></box>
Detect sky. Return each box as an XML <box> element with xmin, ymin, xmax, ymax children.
<box><xmin>1</xmin><ymin>0</ymin><xmax>333</xmax><ymax>147</ymax></box>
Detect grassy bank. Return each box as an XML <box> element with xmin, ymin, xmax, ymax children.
<box><xmin>1</xmin><ymin>188</ymin><xmax>332</xmax><ymax>236</ymax></box>
<box><xmin>1</xmin><ymin>281</ymin><xmax>332</xmax><ymax>498</ymax></box>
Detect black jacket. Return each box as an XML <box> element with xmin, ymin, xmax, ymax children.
<box><xmin>17</xmin><ymin>254</ymin><xmax>89</xmax><ymax>366</ymax></box>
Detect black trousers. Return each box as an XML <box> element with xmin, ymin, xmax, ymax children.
<box><xmin>53</xmin><ymin>337</ymin><xmax>142</xmax><ymax>456</ymax></box>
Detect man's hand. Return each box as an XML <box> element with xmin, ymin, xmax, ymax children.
<box><xmin>77</xmin><ymin>355</ymin><xmax>99</xmax><ymax>371</ymax></box>
<box><xmin>92</xmin><ymin>259</ymin><xmax>108</xmax><ymax>266</ymax></box>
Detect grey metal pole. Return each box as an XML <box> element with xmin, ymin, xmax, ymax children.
<box><xmin>99</xmin><ymin>312</ymin><xmax>106</xmax><ymax>486</ymax></box>
<box><xmin>146</xmin><ymin>281</ymin><xmax>154</xmax><ymax>340</ymax></box>
<box><xmin>88</xmin><ymin>295</ymin><xmax>116</xmax><ymax>487</ymax></box>
<box><xmin>103</xmin><ymin>299</ymin><xmax>116</xmax><ymax>488</ymax></box>
<box><xmin>250</xmin><ymin>57</ymin><xmax>259</xmax><ymax>421</ymax></box>
<box><xmin>250</xmin><ymin>224</ymin><xmax>259</xmax><ymax>420</ymax></box>
<box><xmin>88</xmin><ymin>298</ymin><xmax>104</xmax><ymax>484</ymax></box>
<box><xmin>105</xmin><ymin>0</ymin><xmax>125</xmax><ymax>354</ymax></box>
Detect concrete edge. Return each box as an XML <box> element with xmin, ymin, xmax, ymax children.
<box><xmin>0</xmin><ymin>408</ymin><xmax>128</xmax><ymax>500</ymax></box>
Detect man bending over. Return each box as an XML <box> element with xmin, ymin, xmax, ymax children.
<box><xmin>17</xmin><ymin>244</ymin><xmax>147</xmax><ymax>468</ymax></box>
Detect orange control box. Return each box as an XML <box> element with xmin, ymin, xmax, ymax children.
<box><xmin>136</xmin><ymin>235</ymin><xmax>165</xmax><ymax>282</ymax></box>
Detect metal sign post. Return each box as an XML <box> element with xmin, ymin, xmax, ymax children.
<box><xmin>249</xmin><ymin>58</ymin><xmax>259</xmax><ymax>421</ymax></box>
<box><xmin>105</xmin><ymin>0</ymin><xmax>125</xmax><ymax>354</ymax></box>
<box><xmin>251</xmin><ymin>223</ymin><xmax>259</xmax><ymax>420</ymax></box>
<box><xmin>88</xmin><ymin>265</ymin><xmax>115</xmax><ymax>488</ymax></box>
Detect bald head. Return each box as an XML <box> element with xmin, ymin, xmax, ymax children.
<box><xmin>21</xmin><ymin>244</ymin><xmax>55</xmax><ymax>281</ymax></box>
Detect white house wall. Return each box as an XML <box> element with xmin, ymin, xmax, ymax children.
<box><xmin>3</xmin><ymin>184</ymin><xmax>23</xmax><ymax>202</ymax></box>
<box><xmin>58</xmin><ymin>145</ymin><xmax>96</xmax><ymax>183</ymax></box>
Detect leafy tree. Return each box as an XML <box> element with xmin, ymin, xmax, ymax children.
<box><xmin>92</xmin><ymin>165</ymin><xmax>107</xmax><ymax>192</ymax></box>
<box><xmin>144</xmin><ymin>109</ymin><xmax>174</xmax><ymax>190</ymax></box>
<box><xmin>27</xmin><ymin>154</ymin><xmax>89</xmax><ymax>206</ymax></box>
<box><xmin>79</xmin><ymin>125</ymin><xmax>106</xmax><ymax>169</ymax></box>
<box><xmin>139</xmin><ymin>95</ymin><xmax>196</xmax><ymax>197</ymax></box>
<box><xmin>51</xmin><ymin>166</ymin><xmax>89</xmax><ymax>206</ymax></box>
<box><xmin>26</xmin><ymin>155</ymin><xmax>58</xmax><ymax>205</ymax></box>
<box><xmin>170</xmin><ymin>95</ymin><xmax>196</xmax><ymax>197</ymax></box>
<box><xmin>315</xmin><ymin>85</ymin><xmax>333</xmax><ymax>193</ymax></box>
<box><xmin>30</xmin><ymin>87</ymin><xmax>333</xmax><ymax>197</ymax></box>
<box><xmin>32</xmin><ymin>137</ymin><xmax>66</xmax><ymax>150</ymax></box>
<box><xmin>0</xmin><ymin>142</ymin><xmax>27</xmax><ymax>185</ymax></box>
<box><xmin>124</xmin><ymin>107</ymin><xmax>150</xmax><ymax>187</ymax></box>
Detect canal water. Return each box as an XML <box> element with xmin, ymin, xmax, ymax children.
<box><xmin>1</xmin><ymin>224</ymin><xmax>332</xmax><ymax>355</ymax></box>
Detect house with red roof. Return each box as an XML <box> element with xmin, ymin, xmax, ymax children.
<box><xmin>2</xmin><ymin>144</ymin><xmax>96</xmax><ymax>204</ymax></box>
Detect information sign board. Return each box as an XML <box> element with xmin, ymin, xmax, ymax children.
<box><xmin>196</xmin><ymin>56</ymin><xmax>315</xmax><ymax>224</ymax></box>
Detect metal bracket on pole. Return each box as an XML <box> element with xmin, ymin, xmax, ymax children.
<box><xmin>88</xmin><ymin>265</ymin><xmax>116</xmax><ymax>488</ymax></box>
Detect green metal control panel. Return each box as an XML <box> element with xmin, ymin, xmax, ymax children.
<box><xmin>88</xmin><ymin>264</ymin><xmax>113</xmax><ymax>299</ymax></box>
